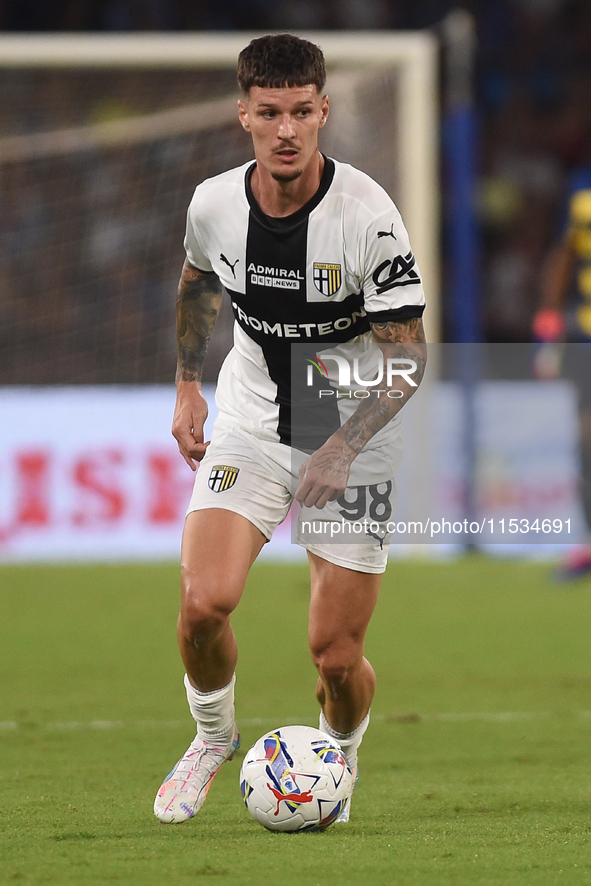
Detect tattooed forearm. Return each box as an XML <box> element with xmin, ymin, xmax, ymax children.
<box><xmin>176</xmin><ymin>260</ymin><xmax>223</xmax><ymax>383</ymax></box>
<box><xmin>370</xmin><ymin>316</ymin><xmax>426</xmax><ymax>345</ymax></box>
<box><xmin>337</xmin><ymin>317</ymin><xmax>427</xmax><ymax>455</ymax></box>
<box><xmin>370</xmin><ymin>316</ymin><xmax>427</xmax><ymax>391</ymax></box>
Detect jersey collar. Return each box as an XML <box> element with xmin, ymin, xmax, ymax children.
<box><xmin>245</xmin><ymin>155</ymin><xmax>335</xmax><ymax>230</ymax></box>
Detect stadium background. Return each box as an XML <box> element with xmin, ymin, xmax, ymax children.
<box><xmin>2</xmin><ymin>5</ymin><xmax>591</xmax><ymax>885</ymax></box>
<box><xmin>2</xmin><ymin>1</ymin><xmax>591</xmax><ymax>560</ymax></box>
<box><xmin>2</xmin><ymin>1</ymin><xmax>591</xmax><ymax>370</ymax></box>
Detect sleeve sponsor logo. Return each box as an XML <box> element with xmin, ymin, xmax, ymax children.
<box><xmin>372</xmin><ymin>251</ymin><xmax>421</xmax><ymax>295</ymax></box>
<box><xmin>313</xmin><ymin>262</ymin><xmax>342</xmax><ymax>297</ymax></box>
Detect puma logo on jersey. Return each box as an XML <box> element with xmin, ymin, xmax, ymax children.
<box><xmin>220</xmin><ymin>253</ymin><xmax>239</xmax><ymax>278</ymax></box>
<box><xmin>372</xmin><ymin>251</ymin><xmax>420</xmax><ymax>295</ymax></box>
<box><xmin>377</xmin><ymin>223</ymin><xmax>397</xmax><ymax>239</ymax></box>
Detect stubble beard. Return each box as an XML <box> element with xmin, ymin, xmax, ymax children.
<box><xmin>271</xmin><ymin>168</ymin><xmax>303</xmax><ymax>183</ymax></box>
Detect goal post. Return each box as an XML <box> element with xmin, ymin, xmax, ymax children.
<box><xmin>0</xmin><ymin>32</ymin><xmax>442</xmax><ymax>561</ymax></box>
<box><xmin>0</xmin><ymin>30</ymin><xmax>440</xmax><ymax>346</ymax></box>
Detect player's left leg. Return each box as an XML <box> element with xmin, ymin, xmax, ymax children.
<box><xmin>307</xmin><ymin>551</ymin><xmax>382</xmax><ymax>817</ymax></box>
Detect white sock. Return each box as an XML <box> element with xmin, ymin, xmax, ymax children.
<box><xmin>184</xmin><ymin>673</ymin><xmax>236</xmax><ymax>744</ymax></box>
<box><xmin>319</xmin><ymin>710</ymin><xmax>370</xmax><ymax>771</ymax></box>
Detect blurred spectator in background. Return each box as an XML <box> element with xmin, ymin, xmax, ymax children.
<box><xmin>533</xmin><ymin>150</ymin><xmax>591</xmax><ymax>579</ymax></box>
<box><xmin>3</xmin><ymin>0</ymin><xmax>591</xmax><ymax>575</ymax></box>
<box><xmin>2</xmin><ymin>0</ymin><xmax>591</xmax><ymax>374</ymax></box>
<box><xmin>476</xmin><ymin>0</ymin><xmax>591</xmax><ymax>342</ymax></box>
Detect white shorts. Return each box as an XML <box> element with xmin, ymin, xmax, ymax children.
<box><xmin>187</xmin><ymin>422</ymin><xmax>402</xmax><ymax>574</ymax></box>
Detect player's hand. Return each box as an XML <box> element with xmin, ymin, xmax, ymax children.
<box><xmin>172</xmin><ymin>381</ymin><xmax>210</xmax><ymax>470</ymax></box>
<box><xmin>295</xmin><ymin>439</ymin><xmax>356</xmax><ymax>509</ymax></box>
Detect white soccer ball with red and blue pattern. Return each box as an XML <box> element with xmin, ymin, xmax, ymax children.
<box><xmin>239</xmin><ymin>725</ymin><xmax>353</xmax><ymax>832</ymax></box>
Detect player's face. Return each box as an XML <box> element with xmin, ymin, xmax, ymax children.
<box><xmin>238</xmin><ymin>85</ymin><xmax>329</xmax><ymax>183</ymax></box>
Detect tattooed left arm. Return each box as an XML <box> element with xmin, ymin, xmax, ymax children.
<box><xmin>295</xmin><ymin>317</ymin><xmax>427</xmax><ymax>508</ymax></box>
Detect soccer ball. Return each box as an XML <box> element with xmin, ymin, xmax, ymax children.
<box><xmin>239</xmin><ymin>725</ymin><xmax>353</xmax><ymax>832</ymax></box>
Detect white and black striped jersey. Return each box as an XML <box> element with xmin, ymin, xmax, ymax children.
<box><xmin>184</xmin><ymin>156</ymin><xmax>426</xmax><ymax>445</ymax></box>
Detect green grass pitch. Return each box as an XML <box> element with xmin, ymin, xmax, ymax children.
<box><xmin>1</xmin><ymin>556</ymin><xmax>591</xmax><ymax>885</ymax></box>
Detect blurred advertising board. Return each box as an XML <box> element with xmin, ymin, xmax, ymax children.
<box><xmin>0</xmin><ymin>375</ymin><xmax>586</xmax><ymax>562</ymax></box>
<box><xmin>0</xmin><ymin>386</ymin><xmax>299</xmax><ymax>562</ymax></box>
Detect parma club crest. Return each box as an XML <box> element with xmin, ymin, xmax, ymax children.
<box><xmin>313</xmin><ymin>262</ymin><xmax>342</xmax><ymax>297</ymax></box>
<box><xmin>208</xmin><ymin>465</ymin><xmax>239</xmax><ymax>493</ymax></box>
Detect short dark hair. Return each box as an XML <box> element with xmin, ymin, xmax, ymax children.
<box><xmin>237</xmin><ymin>34</ymin><xmax>326</xmax><ymax>95</ymax></box>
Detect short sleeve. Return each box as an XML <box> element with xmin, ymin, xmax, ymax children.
<box><xmin>184</xmin><ymin>191</ymin><xmax>213</xmax><ymax>272</ymax></box>
<box><xmin>360</xmin><ymin>207</ymin><xmax>426</xmax><ymax>323</ymax></box>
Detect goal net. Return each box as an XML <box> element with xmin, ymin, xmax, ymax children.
<box><xmin>0</xmin><ymin>33</ymin><xmax>438</xmax><ymax>386</ymax></box>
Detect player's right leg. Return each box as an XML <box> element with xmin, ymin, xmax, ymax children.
<box><xmin>178</xmin><ymin>508</ymin><xmax>266</xmax><ymax>691</ymax></box>
<box><xmin>154</xmin><ymin>508</ymin><xmax>266</xmax><ymax>823</ymax></box>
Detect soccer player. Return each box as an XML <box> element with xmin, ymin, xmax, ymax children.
<box><xmin>533</xmin><ymin>163</ymin><xmax>591</xmax><ymax>579</ymax></box>
<box><xmin>154</xmin><ymin>33</ymin><xmax>427</xmax><ymax>824</ymax></box>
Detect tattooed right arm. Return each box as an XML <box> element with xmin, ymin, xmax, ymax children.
<box><xmin>176</xmin><ymin>260</ymin><xmax>223</xmax><ymax>383</ymax></box>
<box><xmin>172</xmin><ymin>260</ymin><xmax>223</xmax><ymax>469</ymax></box>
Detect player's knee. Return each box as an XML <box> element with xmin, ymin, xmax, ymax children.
<box><xmin>310</xmin><ymin>637</ymin><xmax>362</xmax><ymax>687</ymax></box>
<box><xmin>180</xmin><ymin>570</ymin><xmax>236</xmax><ymax>641</ymax></box>
<box><xmin>180</xmin><ymin>595</ymin><xmax>233</xmax><ymax>642</ymax></box>
<box><xmin>315</xmin><ymin>655</ymin><xmax>355</xmax><ymax>689</ymax></box>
